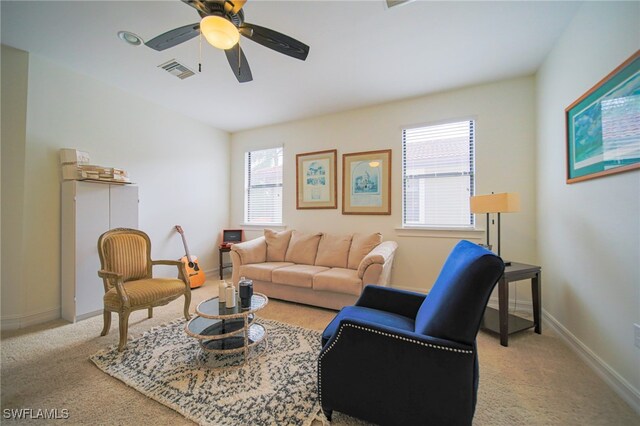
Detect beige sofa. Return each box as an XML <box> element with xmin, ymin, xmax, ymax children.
<box><xmin>230</xmin><ymin>230</ymin><xmax>398</xmax><ymax>310</ymax></box>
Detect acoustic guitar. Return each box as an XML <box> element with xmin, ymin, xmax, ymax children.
<box><xmin>175</xmin><ymin>225</ymin><xmax>206</xmax><ymax>289</ymax></box>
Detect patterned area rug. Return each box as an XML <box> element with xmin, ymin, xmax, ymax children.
<box><xmin>90</xmin><ymin>318</ymin><xmax>323</xmax><ymax>426</ymax></box>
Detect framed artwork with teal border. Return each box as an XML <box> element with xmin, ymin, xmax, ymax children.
<box><xmin>565</xmin><ymin>50</ymin><xmax>640</xmax><ymax>184</ymax></box>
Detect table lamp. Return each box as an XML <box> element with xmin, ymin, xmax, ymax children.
<box><xmin>470</xmin><ymin>192</ymin><xmax>520</xmax><ymax>262</ymax></box>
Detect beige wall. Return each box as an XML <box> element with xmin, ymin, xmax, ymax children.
<box><xmin>230</xmin><ymin>76</ymin><xmax>537</xmax><ymax>292</ymax></box>
<box><xmin>536</xmin><ymin>1</ymin><xmax>640</xmax><ymax>409</ymax></box>
<box><xmin>1</xmin><ymin>49</ymin><xmax>231</xmax><ymax>329</ymax></box>
<box><xmin>1</xmin><ymin>45</ymin><xmax>29</xmax><ymax>320</ymax></box>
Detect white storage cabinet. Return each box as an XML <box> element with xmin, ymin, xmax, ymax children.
<box><xmin>61</xmin><ymin>181</ymin><xmax>138</xmax><ymax>322</ymax></box>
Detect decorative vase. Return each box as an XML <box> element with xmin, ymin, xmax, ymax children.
<box><xmin>218</xmin><ymin>281</ymin><xmax>228</xmax><ymax>303</ymax></box>
<box><xmin>225</xmin><ymin>284</ymin><xmax>237</xmax><ymax>308</ymax></box>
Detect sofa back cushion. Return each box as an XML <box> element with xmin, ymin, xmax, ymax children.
<box><xmin>315</xmin><ymin>233</ymin><xmax>353</xmax><ymax>268</ymax></box>
<box><xmin>284</xmin><ymin>231</ymin><xmax>322</xmax><ymax>265</ymax></box>
<box><xmin>347</xmin><ymin>233</ymin><xmax>382</xmax><ymax>270</ymax></box>
<box><xmin>265</xmin><ymin>229</ymin><xmax>293</xmax><ymax>262</ymax></box>
<box><xmin>414</xmin><ymin>240</ymin><xmax>504</xmax><ymax>346</ymax></box>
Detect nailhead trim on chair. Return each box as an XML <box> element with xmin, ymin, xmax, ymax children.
<box><xmin>317</xmin><ymin>323</ymin><xmax>474</xmax><ymax>411</ymax></box>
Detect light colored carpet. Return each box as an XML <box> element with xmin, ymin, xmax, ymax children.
<box><xmin>1</xmin><ymin>279</ymin><xmax>638</xmax><ymax>425</ymax></box>
<box><xmin>90</xmin><ymin>318</ymin><xmax>322</xmax><ymax>426</ymax></box>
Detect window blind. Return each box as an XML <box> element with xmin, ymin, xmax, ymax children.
<box><xmin>402</xmin><ymin>120</ymin><xmax>475</xmax><ymax>227</ymax></box>
<box><xmin>245</xmin><ymin>147</ymin><xmax>283</xmax><ymax>224</ymax></box>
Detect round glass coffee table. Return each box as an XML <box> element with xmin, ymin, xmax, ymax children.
<box><xmin>185</xmin><ymin>292</ymin><xmax>268</xmax><ymax>367</ymax></box>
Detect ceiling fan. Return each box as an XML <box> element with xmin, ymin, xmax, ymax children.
<box><xmin>145</xmin><ymin>0</ymin><xmax>310</xmax><ymax>83</ymax></box>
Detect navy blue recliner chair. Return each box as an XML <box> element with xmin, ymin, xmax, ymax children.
<box><xmin>318</xmin><ymin>240</ymin><xmax>504</xmax><ymax>425</ymax></box>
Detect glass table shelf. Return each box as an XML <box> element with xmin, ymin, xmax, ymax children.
<box><xmin>184</xmin><ymin>292</ymin><xmax>269</xmax><ymax>365</ymax></box>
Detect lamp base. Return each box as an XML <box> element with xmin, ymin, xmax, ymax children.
<box><xmin>503</xmin><ymin>260</ymin><xmax>512</xmax><ymax>267</ymax></box>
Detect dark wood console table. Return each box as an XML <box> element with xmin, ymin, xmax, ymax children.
<box><xmin>481</xmin><ymin>262</ymin><xmax>541</xmax><ymax>347</ymax></box>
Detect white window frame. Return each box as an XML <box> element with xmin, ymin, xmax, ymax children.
<box><xmin>244</xmin><ymin>146</ymin><xmax>284</xmax><ymax>225</ymax></box>
<box><xmin>401</xmin><ymin>119</ymin><xmax>476</xmax><ymax>229</ymax></box>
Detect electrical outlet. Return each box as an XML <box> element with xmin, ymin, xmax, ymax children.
<box><xmin>635</xmin><ymin>324</ymin><xmax>640</xmax><ymax>349</ymax></box>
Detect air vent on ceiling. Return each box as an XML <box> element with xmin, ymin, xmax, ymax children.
<box><xmin>385</xmin><ymin>0</ymin><xmax>415</xmax><ymax>9</ymax></box>
<box><xmin>158</xmin><ymin>59</ymin><xmax>195</xmax><ymax>80</ymax></box>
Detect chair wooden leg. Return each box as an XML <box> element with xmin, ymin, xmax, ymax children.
<box><xmin>148</xmin><ymin>307</ymin><xmax>153</xmax><ymax>319</ymax></box>
<box><xmin>118</xmin><ymin>311</ymin><xmax>131</xmax><ymax>352</ymax></box>
<box><xmin>101</xmin><ymin>310</ymin><xmax>111</xmax><ymax>336</ymax></box>
<box><xmin>183</xmin><ymin>291</ymin><xmax>191</xmax><ymax>320</ymax></box>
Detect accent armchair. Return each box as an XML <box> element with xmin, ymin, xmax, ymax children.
<box><xmin>318</xmin><ymin>240</ymin><xmax>504</xmax><ymax>425</ymax></box>
<box><xmin>97</xmin><ymin>228</ymin><xmax>192</xmax><ymax>351</ymax></box>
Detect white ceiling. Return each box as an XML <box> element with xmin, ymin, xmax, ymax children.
<box><xmin>1</xmin><ymin>0</ymin><xmax>582</xmax><ymax>133</ymax></box>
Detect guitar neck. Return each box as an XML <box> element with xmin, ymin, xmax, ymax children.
<box><xmin>179</xmin><ymin>231</ymin><xmax>193</xmax><ymax>261</ymax></box>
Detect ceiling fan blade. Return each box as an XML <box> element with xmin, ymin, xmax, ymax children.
<box><xmin>145</xmin><ymin>23</ymin><xmax>200</xmax><ymax>51</ymax></box>
<box><xmin>182</xmin><ymin>0</ymin><xmax>241</xmax><ymax>17</ymax></box>
<box><xmin>181</xmin><ymin>0</ymin><xmax>213</xmax><ymax>17</ymax></box>
<box><xmin>240</xmin><ymin>23</ymin><xmax>309</xmax><ymax>61</ymax></box>
<box><xmin>224</xmin><ymin>44</ymin><xmax>253</xmax><ymax>83</ymax></box>
<box><xmin>225</xmin><ymin>0</ymin><xmax>247</xmax><ymax>14</ymax></box>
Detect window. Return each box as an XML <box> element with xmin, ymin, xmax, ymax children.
<box><xmin>245</xmin><ymin>147</ymin><xmax>283</xmax><ymax>224</ymax></box>
<box><xmin>402</xmin><ymin>120</ymin><xmax>475</xmax><ymax>227</ymax></box>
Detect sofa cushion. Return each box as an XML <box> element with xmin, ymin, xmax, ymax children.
<box><xmin>284</xmin><ymin>231</ymin><xmax>322</xmax><ymax>265</ymax></box>
<box><xmin>321</xmin><ymin>305</ymin><xmax>415</xmax><ymax>347</ymax></box>
<box><xmin>265</xmin><ymin>229</ymin><xmax>293</xmax><ymax>262</ymax></box>
<box><xmin>315</xmin><ymin>233</ymin><xmax>353</xmax><ymax>268</ymax></box>
<box><xmin>347</xmin><ymin>233</ymin><xmax>382</xmax><ymax>270</ymax></box>
<box><xmin>272</xmin><ymin>264</ymin><xmax>329</xmax><ymax>288</ymax></box>
<box><xmin>313</xmin><ymin>268</ymin><xmax>362</xmax><ymax>296</ymax></box>
<box><xmin>238</xmin><ymin>262</ymin><xmax>294</xmax><ymax>282</ymax></box>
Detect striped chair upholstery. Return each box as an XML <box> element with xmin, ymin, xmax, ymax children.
<box><xmin>103</xmin><ymin>278</ymin><xmax>187</xmax><ymax>310</ymax></box>
<box><xmin>97</xmin><ymin>228</ymin><xmax>191</xmax><ymax>351</ymax></box>
<box><xmin>102</xmin><ymin>233</ymin><xmax>148</xmax><ymax>283</ymax></box>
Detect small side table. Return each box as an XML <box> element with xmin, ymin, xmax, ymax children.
<box><xmin>481</xmin><ymin>262</ymin><xmax>542</xmax><ymax>347</ymax></box>
<box><xmin>219</xmin><ymin>247</ymin><xmax>232</xmax><ymax>280</ymax></box>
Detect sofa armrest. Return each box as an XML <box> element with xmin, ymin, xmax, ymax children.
<box><xmin>230</xmin><ymin>236</ymin><xmax>267</xmax><ymax>284</ymax></box>
<box><xmin>357</xmin><ymin>240</ymin><xmax>398</xmax><ymax>281</ymax></box>
<box><xmin>231</xmin><ymin>236</ymin><xmax>267</xmax><ymax>265</ymax></box>
<box><xmin>355</xmin><ymin>285</ymin><xmax>426</xmax><ymax>319</ymax></box>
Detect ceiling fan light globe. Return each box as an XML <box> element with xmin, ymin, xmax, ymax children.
<box><xmin>200</xmin><ymin>15</ymin><xmax>239</xmax><ymax>50</ymax></box>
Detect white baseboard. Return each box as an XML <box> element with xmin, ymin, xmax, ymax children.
<box><xmin>1</xmin><ymin>307</ymin><xmax>61</xmax><ymax>331</ymax></box>
<box><xmin>543</xmin><ymin>310</ymin><xmax>640</xmax><ymax>416</ymax></box>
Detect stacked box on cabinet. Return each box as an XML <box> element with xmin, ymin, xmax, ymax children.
<box><xmin>60</xmin><ymin>148</ymin><xmax>89</xmax><ymax>180</ymax></box>
<box><xmin>59</xmin><ymin>148</ymin><xmax>130</xmax><ymax>183</ymax></box>
<box><xmin>59</xmin><ymin>148</ymin><xmax>91</xmax><ymax>165</ymax></box>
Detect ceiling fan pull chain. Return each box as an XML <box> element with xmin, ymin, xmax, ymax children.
<box><xmin>237</xmin><ymin>41</ymin><xmax>241</xmax><ymax>76</ymax></box>
<box><xmin>198</xmin><ymin>32</ymin><xmax>202</xmax><ymax>73</ymax></box>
